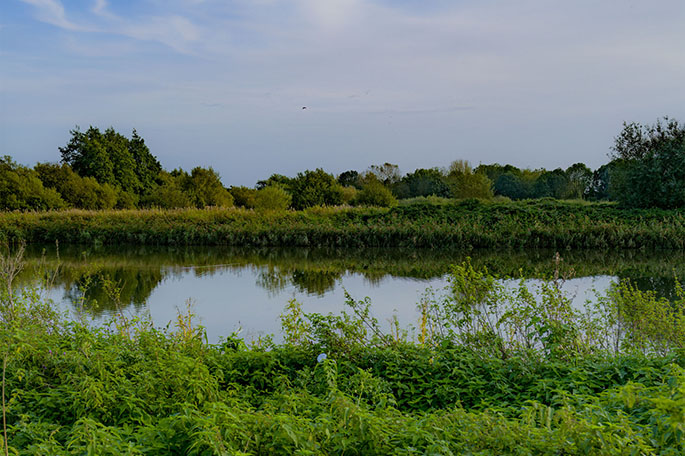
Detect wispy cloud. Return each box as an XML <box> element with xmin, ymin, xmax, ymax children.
<box><xmin>20</xmin><ymin>0</ymin><xmax>84</xmax><ymax>31</ymax></box>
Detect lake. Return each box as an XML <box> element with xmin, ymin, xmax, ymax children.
<box><xmin>15</xmin><ymin>243</ymin><xmax>685</xmax><ymax>343</ymax></box>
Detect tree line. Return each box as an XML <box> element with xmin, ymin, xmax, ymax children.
<box><xmin>2</xmin><ymin>118</ymin><xmax>684</xmax><ymax>211</ymax></box>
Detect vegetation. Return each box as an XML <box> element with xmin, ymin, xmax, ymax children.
<box><xmin>2</xmin><ymin>246</ymin><xmax>685</xmax><ymax>454</ymax></box>
<box><xmin>3</xmin><ymin>117</ymin><xmax>684</xmax><ymax>212</ymax></box>
<box><xmin>1</xmin><ymin>199</ymin><xmax>684</xmax><ymax>250</ymax></box>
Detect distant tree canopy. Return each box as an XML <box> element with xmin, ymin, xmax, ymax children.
<box><xmin>4</xmin><ymin>119</ymin><xmax>685</xmax><ymax>212</ymax></box>
<box><xmin>394</xmin><ymin>168</ymin><xmax>450</xmax><ymax>199</ymax></box>
<box><xmin>288</xmin><ymin>169</ymin><xmax>344</xmax><ymax>210</ymax></box>
<box><xmin>59</xmin><ymin>126</ymin><xmax>161</xmax><ymax>199</ymax></box>
<box><xmin>608</xmin><ymin>118</ymin><xmax>685</xmax><ymax>208</ymax></box>
<box><xmin>35</xmin><ymin>162</ymin><xmax>117</xmax><ymax>209</ymax></box>
<box><xmin>446</xmin><ymin>160</ymin><xmax>493</xmax><ymax>199</ymax></box>
<box><xmin>0</xmin><ymin>156</ymin><xmax>65</xmax><ymax>210</ymax></box>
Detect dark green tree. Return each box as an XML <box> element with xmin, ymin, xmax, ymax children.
<box><xmin>394</xmin><ymin>168</ymin><xmax>450</xmax><ymax>199</ymax></box>
<box><xmin>608</xmin><ymin>118</ymin><xmax>685</xmax><ymax>208</ymax></box>
<box><xmin>289</xmin><ymin>169</ymin><xmax>344</xmax><ymax>210</ymax></box>
<box><xmin>532</xmin><ymin>169</ymin><xmax>570</xmax><ymax>199</ymax></box>
<box><xmin>494</xmin><ymin>173</ymin><xmax>531</xmax><ymax>200</ymax></box>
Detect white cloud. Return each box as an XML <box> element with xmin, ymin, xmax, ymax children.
<box><xmin>20</xmin><ymin>0</ymin><xmax>83</xmax><ymax>31</ymax></box>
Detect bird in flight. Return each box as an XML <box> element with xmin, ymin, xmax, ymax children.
<box><xmin>302</xmin><ymin>106</ymin><xmax>307</xmax><ymax>110</ymax></box>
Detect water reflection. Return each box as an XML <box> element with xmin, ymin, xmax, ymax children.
<box><xmin>15</xmin><ymin>244</ymin><xmax>685</xmax><ymax>340</ymax></box>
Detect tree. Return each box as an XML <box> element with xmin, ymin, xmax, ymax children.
<box><xmin>129</xmin><ymin>129</ymin><xmax>162</xmax><ymax>195</ymax></box>
<box><xmin>289</xmin><ymin>169</ymin><xmax>344</xmax><ymax>210</ymax></box>
<box><xmin>59</xmin><ymin>126</ymin><xmax>161</xmax><ymax>198</ymax></box>
<box><xmin>368</xmin><ymin>163</ymin><xmax>401</xmax><ymax>186</ymax></box>
<box><xmin>337</xmin><ymin>170</ymin><xmax>361</xmax><ymax>189</ymax></box>
<box><xmin>34</xmin><ymin>162</ymin><xmax>117</xmax><ymax>209</ymax></box>
<box><xmin>0</xmin><ymin>156</ymin><xmax>65</xmax><ymax>210</ymax></box>
<box><xmin>494</xmin><ymin>173</ymin><xmax>531</xmax><ymax>200</ymax></box>
<box><xmin>254</xmin><ymin>186</ymin><xmax>292</xmax><ymax>211</ymax></box>
<box><xmin>229</xmin><ymin>186</ymin><xmax>257</xmax><ymax>209</ymax></box>
<box><xmin>394</xmin><ymin>168</ymin><xmax>450</xmax><ymax>199</ymax></box>
<box><xmin>180</xmin><ymin>167</ymin><xmax>234</xmax><ymax>208</ymax></box>
<box><xmin>353</xmin><ymin>177</ymin><xmax>397</xmax><ymax>207</ymax></box>
<box><xmin>611</xmin><ymin>117</ymin><xmax>685</xmax><ymax>161</ymax></box>
<box><xmin>141</xmin><ymin>171</ymin><xmax>192</xmax><ymax>209</ymax></box>
<box><xmin>532</xmin><ymin>169</ymin><xmax>570</xmax><ymax>199</ymax></box>
<box><xmin>565</xmin><ymin>163</ymin><xmax>593</xmax><ymax>199</ymax></box>
<box><xmin>447</xmin><ymin>160</ymin><xmax>493</xmax><ymax>199</ymax></box>
<box><xmin>608</xmin><ymin>118</ymin><xmax>685</xmax><ymax>208</ymax></box>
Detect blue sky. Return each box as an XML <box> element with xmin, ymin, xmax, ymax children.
<box><xmin>2</xmin><ymin>0</ymin><xmax>685</xmax><ymax>186</ymax></box>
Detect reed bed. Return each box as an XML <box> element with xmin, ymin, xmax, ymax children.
<box><xmin>1</xmin><ymin>199</ymin><xmax>685</xmax><ymax>249</ymax></box>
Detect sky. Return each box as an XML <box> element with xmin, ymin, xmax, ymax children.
<box><xmin>2</xmin><ymin>0</ymin><xmax>685</xmax><ymax>186</ymax></box>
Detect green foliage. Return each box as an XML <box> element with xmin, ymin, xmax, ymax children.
<box><xmin>141</xmin><ymin>171</ymin><xmax>193</xmax><ymax>209</ymax></box>
<box><xmin>59</xmin><ymin>126</ymin><xmax>161</xmax><ymax>197</ymax></box>
<box><xmin>3</xmin><ymin>247</ymin><xmax>685</xmax><ymax>454</ymax></box>
<box><xmin>34</xmin><ymin>162</ymin><xmax>118</xmax><ymax>209</ymax></box>
<box><xmin>229</xmin><ymin>186</ymin><xmax>257</xmax><ymax>209</ymax></box>
<box><xmin>288</xmin><ymin>169</ymin><xmax>344</xmax><ymax>210</ymax></box>
<box><xmin>609</xmin><ymin>118</ymin><xmax>685</xmax><ymax>208</ymax></box>
<box><xmin>0</xmin><ymin>156</ymin><xmax>65</xmax><ymax>211</ymax></box>
<box><xmin>2</xmin><ymin>199</ymin><xmax>685</xmax><ymax>249</ymax></box>
<box><xmin>179</xmin><ymin>167</ymin><xmax>234</xmax><ymax>208</ymax></box>
<box><xmin>394</xmin><ymin>167</ymin><xmax>450</xmax><ymax>199</ymax></box>
<box><xmin>353</xmin><ymin>178</ymin><xmax>397</xmax><ymax>207</ymax></box>
<box><xmin>447</xmin><ymin>160</ymin><xmax>494</xmax><ymax>199</ymax></box>
<box><xmin>254</xmin><ymin>186</ymin><xmax>291</xmax><ymax>211</ymax></box>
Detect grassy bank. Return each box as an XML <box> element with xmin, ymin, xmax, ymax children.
<box><xmin>2</xmin><ymin>259</ymin><xmax>685</xmax><ymax>454</ymax></box>
<box><xmin>2</xmin><ymin>199</ymin><xmax>685</xmax><ymax>249</ymax></box>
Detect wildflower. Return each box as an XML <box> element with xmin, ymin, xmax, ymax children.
<box><xmin>317</xmin><ymin>353</ymin><xmax>327</xmax><ymax>363</ymax></box>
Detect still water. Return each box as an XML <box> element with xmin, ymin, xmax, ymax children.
<box><xmin>17</xmin><ymin>244</ymin><xmax>685</xmax><ymax>343</ymax></box>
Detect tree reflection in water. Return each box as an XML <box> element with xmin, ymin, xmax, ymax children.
<box><xmin>15</xmin><ymin>243</ymin><xmax>685</xmax><ymax>315</ymax></box>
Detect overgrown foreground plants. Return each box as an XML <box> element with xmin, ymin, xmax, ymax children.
<box><xmin>1</xmin><ymin>248</ymin><xmax>685</xmax><ymax>455</ymax></box>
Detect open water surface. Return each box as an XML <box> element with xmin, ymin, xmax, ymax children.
<box><xmin>16</xmin><ymin>244</ymin><xmax>685</xmax><ymax>343</ymax></box>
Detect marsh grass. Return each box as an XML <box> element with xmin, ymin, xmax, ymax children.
<box><xmin>2</xmin><ymin>199</ymin><xmax>685</xmax><ymax>249</ymax></box>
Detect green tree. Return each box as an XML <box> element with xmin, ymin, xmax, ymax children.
<box><xmin>337</xmin><ymin>170</ymin><xmax>361</xmax><ymax>189</ymax></box>
<box><xmin>229</xmin><ymin>186</ymin><xmax>257</xmax><ymax>209</ymax></box>
<box><xmin>608</xmin><ymin>118</ymin><xmax>685</xmax><ymax>208</ymax></box>
<box><xmin>565</xmin><ymin>163</ymin><xmax>593</xmax><ymax>199</ymax></box>
<box><xmin>368</xmin><ymin>163</ymin><xmax>401</xmax><ymax>186</ymax></box>
<box><xmin>59</xmin><ymin>126</ymin><xmax>161</xmax><ymax>199</ymax></box>
<box><xmin>532</xmin><ymin>169</ymin><xmax>570</xmax><ymax>199</ymax></box>
<box><xmin>254</xmin><ymin>186</ymin><xmax>292</xmax><ymax>211</ymax></box>
<box><xmin>34</xmin><ymin>162</ymin><xmax>117</xmax><ymax>209</ymax></box>
<box><xmin>181</xmin><ymin>167</ymin><xmax>234</xmax><ymax>208</ymax></box>
<box><xmin>353</xmin><ymin>177</ymin><xmax>397</xmax><ymax>207</ymax></box>
<box><xmin>447</xmin><ymin>160</ymin><xmax>493</xmax><ymax>199</ymax></box>
<box><xmin>494</xmin><ymin>173</ymin><xmax>531</xmax><ymax>200</ymax></box>
<box><xmin>129</xmin><ymin>129</ymin><xmax>162</xmax><ymax>195</ymax></box>
<box><xmin>0</xmin><ymin>156</ymin><xmax>65</xmax><ymax>210</ymax></box>
<box><xmin>394</xmin><ymin>168</ymin><xmax>450</xmax><ymax>199</ymax></box>
<box><xmin>141</xmin><ymin>171</ymin><xmax>192</xmax><ymax>209</ymax></box>
<box><xmin>288</xmin><ymin>169</ymin><xmax>344</xmax><ymax>210</ymax></box>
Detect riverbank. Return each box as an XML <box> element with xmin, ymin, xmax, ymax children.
<box><xmin>3</xmin><ymin>258</ymin><xmax>685</xmax><ymax>454</ymax></box>
<box><xmin>2</xmin><ymin>199</ymin><xmax>685</xmax><ymax>249</ymax></box>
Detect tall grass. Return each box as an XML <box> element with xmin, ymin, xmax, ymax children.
<box><xmin>1</xmin><ymin>199</ymin><xmax>685</xmax><ymax>249</ymax></box>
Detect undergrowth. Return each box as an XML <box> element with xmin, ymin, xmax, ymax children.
<box><xmin>1</xmin><ymin>245</ymin><xmax>685</xmax><ymax>454</ymax></box>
